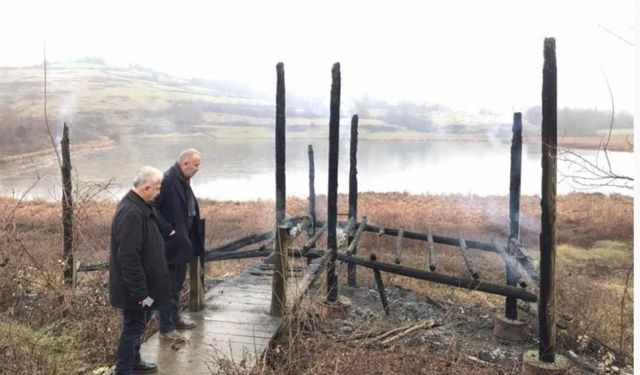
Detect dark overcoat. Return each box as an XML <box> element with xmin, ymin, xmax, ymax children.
<box><xmin>154</xmin><ymin>163</ymin><xmax>205</xmax><ymax>265</ymax></box>
<box><xmin>109</xmin><ymin>190</ymin><xmax>171</xmax><ymax>310</ymax></box>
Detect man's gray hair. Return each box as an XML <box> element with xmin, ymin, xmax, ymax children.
<box><xmin>133</xmin><ymin>166</ymin><xmax>163</xmax><ymax>188</ymax></box>
<box><xmin>177</xmin><ymin>148</ymin><xmax>202</xmax><ymax>163</ymax></box>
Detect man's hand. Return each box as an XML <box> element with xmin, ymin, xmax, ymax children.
<box><xmin>139</xmin><ymin>296</ymin><xmax>154</xmax><ymax>307</ymax></box>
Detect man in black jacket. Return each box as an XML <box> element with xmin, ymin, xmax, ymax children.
<box><xmin>154</xmin><ymin>148</ymin><xmax>205</xmax><ymax>341</ymax></box>
<box><xmin>110</xmin><ymin>166</ymin><xmax>170</xmax><ymax>375</ymax></box>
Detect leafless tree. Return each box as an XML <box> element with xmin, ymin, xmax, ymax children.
<box><xmin>558</xmin><ymin>26</ymin><xmax>633</xmax><ymax>191</ymax></box>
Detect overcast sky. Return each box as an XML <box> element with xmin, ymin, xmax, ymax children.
<box><xmin>1</xmin><ymin>0</ymin><xmax>634</xmax><ymax>114</ymax></box>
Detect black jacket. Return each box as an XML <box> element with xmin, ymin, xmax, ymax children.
<box><xmin>154</xmin><ymin>163</ymin><xmax>205</xmax><ymax>265</ymax></box>
<box><xmin>109</xmin><ymin>190</ymin><xmax>171</xmax><ymax>310</ymax></box>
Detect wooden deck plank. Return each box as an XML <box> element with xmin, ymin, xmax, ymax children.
<box><xmin>138</xmin><ymin>257</ymin><xmax>325</xmax><ymax>374</ymax></box>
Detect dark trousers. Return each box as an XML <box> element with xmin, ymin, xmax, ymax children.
<box><xmin>159</xmin><ymin>262</ymin><xmax>187</xmax><ymax>333</ymax></box>
<box><xmin>115</xmin><ymin>309</ymin><xmax>150</xmax><ymax>375</ymax></box>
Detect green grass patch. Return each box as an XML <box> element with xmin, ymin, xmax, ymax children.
<box><xmin>0</xmin><ymin>320</ymin><xmax>84</xmax><ymax>374</ymax></box>
<box><xmin>558</xmin><ymin>241</ymin><xmax>631</xmax><ymax>264</ymax></box>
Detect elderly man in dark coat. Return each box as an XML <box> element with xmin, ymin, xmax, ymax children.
<box><xmin>110</xmin><ymin>166</ymin><xmax>170</xmax><ymax>375</ymax></box>
<box><xmin>154</xmin><ymin>148</ymin><xmax>205</xmax><ymax>341</ymax></box>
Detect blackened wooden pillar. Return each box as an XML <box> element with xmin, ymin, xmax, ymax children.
<box><xmin>275</xmin><ymin>62</ymin><xmax>286</xmax><ymax>225</ymax></box>
<box><xmin>308</xmin><ymin>145</ymin><xmax>316</xmax><ymax>233</ymax></box>
<box><xmin>61</xmin><ymin>123</ymin><xmax>74</xmax><ymax>287</ymax></box>
<box><xmin>270</xmin><ymin>225</ymin><xmax>290</xmax><ymax>316</ymax></box>
<box><xmin>326</xmin><ymin>63</ymin><xmax>341</xmax><ymax>303</ymax></box>
<box><xmin>347</xmin><ymin>114</ymin><xmax>359</xmax><ymax>287</ymax></box>
<box><xmin>506</xmin><ymin>112</ymin><xmax>522</xmax><ymax>319</ymax></box>
<box><xmin>539</xmin><ymin>37</ymin><xmax>557</xmax><ymax>363</ymax></box>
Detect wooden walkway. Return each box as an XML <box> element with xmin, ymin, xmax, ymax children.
<box><xmin>139</xmin><ymin>257</ymin><xmax>326</xmax><ymax>374</ymax></box>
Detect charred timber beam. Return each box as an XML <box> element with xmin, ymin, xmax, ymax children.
<box><xmin>271</xmin><ymin>225</ymin><xmax>289</xmax><ymax>316</ymax></box>
<box><xmin>340</xmin><ymin>218</ymin><xmax>356</xmax><ymax>248</ymax></box>
<box><xmin>77</xmin><ymin>261</ymin><xmax>108</xmax><ymax>272</ymax></box>
<box><xmin>347</xmin><ymin>114</ymin><xmax>359</xmax><ymax>287</ymax></box>
<box><xmin>299</xmin><ymin>223</ymin><xmax>328</xmax><ymax>256</ymax></box>
<box><xmin>362</xmin><ymin>224</ymin><xmax>499</xmax><ymax>253</ymax></box>
<box><xmin>307</xmin><ymin>145</ymin><xmax>316</xmax><ymax>241</ymax></box>
<box><xmin>204</xmin><ymin>231</ymin><xmax>272</xmax><ymax>255</ymax></box>
<box><xmin>326</xmin><ymin>62</ymin><xmax>341</xmax><ymax>303</ymax></box>
<box><xmin>394</xmin><ymin>229</ymin><xmax>404</xmax><ymax>264</ymax></box>
<box><xmin>61</xmin><ymin>123</ymin><xmax>74</xmax><ymax>287</ymax></box>
<box><xmin>275</xmin><ymin>62</ymin><xmax>286</xmax><ymax>225</ymax></box>
<box><xmin>346</xmin><ymin>217</ymin><xmax>367</xmax><ymax>256</ymax></box>
<box><xmin>336</xmin><ymin>253</ymin><xmax>537</xmax><ymax>302</ymax></box>
<box><xmin>427</xmin><ymin>230</ymin><xmax>437</xmax><ymax>271</ymax></box>
<box><xmin>506</xmin><ymin>112</ymin><xmax>524</xmax><ymax>320</ymax></box>
<box><xmin>205</xmin><ymin>248</ymin><xmax>270</xmax><ymax>262</ymax></box>
<box><xmin>493</xmin><ymin>238</ymin><xmax>535</xmax><ymax>288</ymax></box>
<box><xmin>458</xmin><ymin>234</ymin><xmax>480</xmax><ymax>279</ymax></box>
<box><xmin>539</xmin><ymin>37</ymin><xmax>558</xmax><ymax>363</ymax></box>
<box><xmin>370</xmin><ymin>254</ymin><xmax>390</xmax><ymax>315</ymax></box>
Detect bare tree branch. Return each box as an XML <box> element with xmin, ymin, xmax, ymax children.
<box><xmin>43</xmin><ymin>40</ymin><xmax>62</xmax><ymax>168</ymax></box>
<box><xmin>598</xmin><ymin>24</ymin><xmax>634</xmax><ymax>47</ymax></box>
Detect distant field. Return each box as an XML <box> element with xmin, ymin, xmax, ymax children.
<box><xmin>0</xmin><ymin>63</ymin><xmax>633</xmax><ymax>157</ymax></box>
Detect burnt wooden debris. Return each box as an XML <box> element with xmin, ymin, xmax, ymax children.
<box><xmin>347</xmin><ymin>114</ymin><xmax>359</xmax><ymax>287</ymax></box>
<box><xmin>539</xmin><ymin>37</ymin><xmax>558</xmax><ymax>363</ymax></box>
<box><xmin>61</xmin><ymin>123</ymin><xmax>74</xmax><ymax>286</ymax></box>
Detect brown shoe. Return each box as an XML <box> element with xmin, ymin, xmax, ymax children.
<box><xmin>159</xmin><ymin>330</ymin><xmax>186</xmax><ymax>342</ymax></box>
<box><xmin>175</xmin><ymin>315</ymin><xmax>197</xmax><ymax>330</ymax></box>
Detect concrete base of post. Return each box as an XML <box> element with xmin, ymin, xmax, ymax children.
<box><xmin>493</xmin><ymin>314</ymin><xmax>529</xmax><ymax>341</ymax></box>
<box><xmin>314</xmin><ymin>295</ymin><xmax>351</xmax><ymax>319</ymax></box>
<box><xmin>522</xmin><ymin>350</ymin><xmax>569</xmax><ymax>375</ymax></box>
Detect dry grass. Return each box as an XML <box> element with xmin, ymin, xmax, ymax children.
<box><xmin>0</xmin><ymin>192</ymin><xmax>633</xmax><ymax>374</ymax></box>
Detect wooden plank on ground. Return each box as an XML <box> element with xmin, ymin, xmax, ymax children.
<box><xmin>139</xmin><ymin>257</ymin><xmax>325</xmax><ymax>374</ymax></box>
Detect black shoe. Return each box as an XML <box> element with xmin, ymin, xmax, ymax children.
<box><xmin>133</xmin><ymin>360</ymin><xmax>158</xmax><ymax>374</ymax></box>
<box><xmin>175</xmin><ymin>315</ymin><xmax>197</xmax><ymax>330</ymax></box>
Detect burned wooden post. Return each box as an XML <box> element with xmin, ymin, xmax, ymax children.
<box><xmin>308</xmin><ymin>145</ymin><xmax>316</xmax><ymax>233</ymax></box>
<box><xmin>347</xmin><ymin>114</ymin><xmax>359</xmax><ymax>287</ymax></box>
<box><xmin>427</xmin><ymin>230</ymin><xmax>437</xmax><ymax>271</ymax></box>
<box><xmin>326</xmin><ymin>62</ymin><xmax>341</xmax><ymax>303</ymax></box>
<box><xmin>275</xmin><ymin>62</ymin><xmax>286</xmax><ymax>225</ymax></box>
<box><xmin>60</xmin><ymin>123</ymin><xmax>74</xmax><ymax>287</ymax></box>
<box><xmin>307</xmin><ymin>144</ymin><xmax>317</xmax><ymax>264</ymax></box>
<box><xmin>394</xmin><ymin>229</ymin><xmax>404</xmax><ymax>264</ymax></box>
<box><xmin>189</xmin><ymin>219</ymin><xmax>205</xmax><ymax>311</ymax></box>
<box><xmin>346</xmin><ymin>217</ymin><xmax>367</xmax><ymax>256</ymax></box>
<box><xmin>506</xmin><ymin>112</ymin><xmax>523</xmax><ymax>320</ymax></box>
<box><xmin>270</xmin><ymin>225</ymin><xmax>290</xmax><ymax>316</ymax></box>
<box><xmin>370</xmin><ymin>254</ymin><xmax>390</xmax><ymax>315</ymax></box>
<box><xmin>458</xmin><ymin>234</ymin><xmax>480</xmax><ymax>279</ymax></box>
<box><xmin>539</xmin><ymin>37</ymin><xmax>558</xmax><ymax>363</ymax></box>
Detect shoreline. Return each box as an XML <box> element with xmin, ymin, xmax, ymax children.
<box><xmin>0</xmin><ymin>138</ymin><xmax>116</xmax><ymax>165</ymax></box>
<box><xmin>0</xmin><ymin>132</ymin><xmax>632</xmax><ymax>162</ymax></box>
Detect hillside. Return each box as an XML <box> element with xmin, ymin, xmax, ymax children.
<box><xmin>0</xmin><ymin>62</ymin><xmax>633</xmax><ymax>157</ymax></box>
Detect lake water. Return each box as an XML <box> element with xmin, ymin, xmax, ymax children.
<box><xmin>0</xmin><ymin>137</ymin><xmax>633</xmax><ymax>201</ymax></box>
